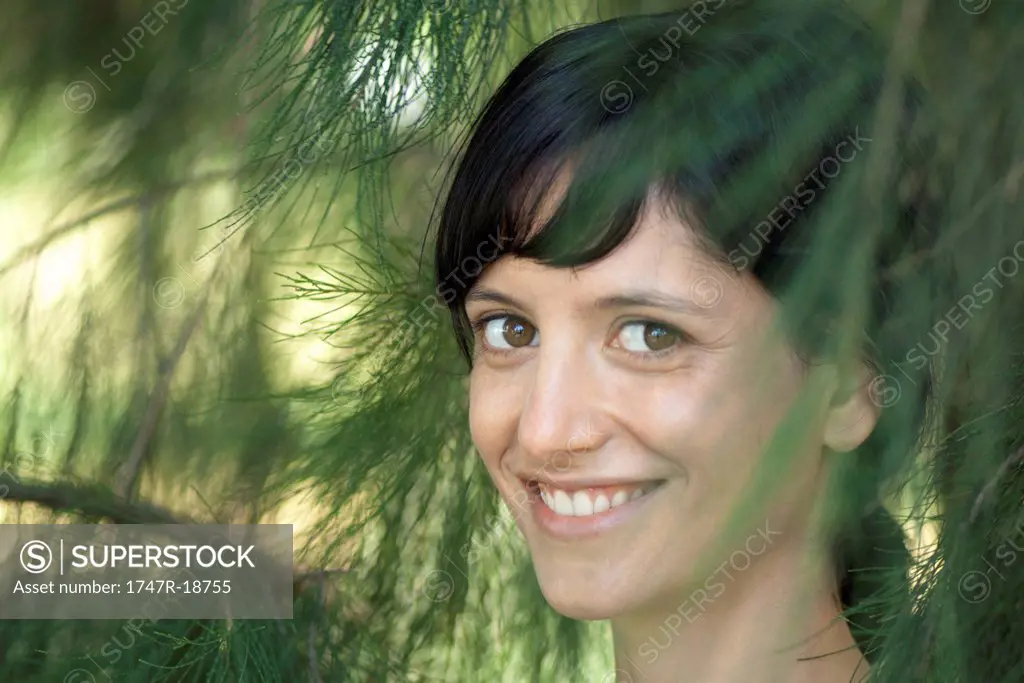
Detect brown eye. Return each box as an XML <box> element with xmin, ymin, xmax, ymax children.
<box><xmin>616</xmin><ymin>321</ymin><xmax>681</xmax><ymax>353</ymax></box>
<box><xmin>482</xmin><ymin>316</ymin><xmax>538</xmax><ymax>349</ymax></box>
<box><xmin>644</xmin><ymin>323</ymin><xmax>679</xmax><ymax>350</ymax></box>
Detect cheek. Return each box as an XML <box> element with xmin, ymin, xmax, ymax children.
<box><xmin>690</xmin><ymin>355</ymin><xmax>824</xmax><ymax>521</ymax></box>
<box><xmin>636</xmin><ymin>362</ymin><xmax>763</xmax><ymax>469</ymax></box>
<box><xmin>640</xmin><ymin>354</ymin><xmax>812</xmax><ymax>508</ymax></box>
<box><xmin>468</xmin><ymin>367</ymin><xmax>519</xmax><ymax>473</ymax></box>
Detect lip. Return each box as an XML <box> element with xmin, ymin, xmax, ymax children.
<box><xmin>516</xmin><ymin>477</ymin><xmax>667</xmax><ymax>541</ymax></box>
<box><xmin>524</xmin><ymin>475</ymin><xmax>661</xmax><ymax>491</ymax></box>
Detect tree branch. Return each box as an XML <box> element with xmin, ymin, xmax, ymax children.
<box><xmin>969</xmin><ymin>444</ymin><xmax>1024</xmax><ymax>524</ymax></box>
<box><xmin>0</xmin><ymin>168</ymin><xmax>243</xmax><ymax>280</ymax></box>
<box><xmin>114</xmin><ymin>280</ymin><xmax>214</xmax><ymax>499</ymax></box>
<box><xmin>0</xmin><ymin>477</ymin><xmax>191</xmax><ymax>524</ymax></box>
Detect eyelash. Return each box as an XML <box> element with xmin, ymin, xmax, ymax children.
<box><xmin>468</xmin><ymin>313</ymin><xmax>688</xmax><ymax>362</ymax></box>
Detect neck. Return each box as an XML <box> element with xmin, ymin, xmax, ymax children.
<box><xmin>610</xmin><ymin>527</ymin><xmax>869</xmax><ymax>683</ymax></box>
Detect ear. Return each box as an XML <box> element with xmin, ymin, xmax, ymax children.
<box><xmin>823</xmin><ymin>360</ymin><xmax>881</xmax><ymax>453</ymax></box>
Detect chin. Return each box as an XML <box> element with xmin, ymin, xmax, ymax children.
<box><xmin>532</xmin><ymin>560</ymin><xmax>643</xmax><ymax>621</ymax></box>
<box><xmin>540</xmin><ymin>585</ymin><xmax>624</xmax><ymax>621</ymax></box>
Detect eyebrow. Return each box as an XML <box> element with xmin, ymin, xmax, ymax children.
<box><xmin>464</xmin><ymin>287</ymin><xmax>713</xmax><ymax>316</ymax></box>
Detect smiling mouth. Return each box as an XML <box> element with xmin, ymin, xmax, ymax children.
<box><xmin>524</xmin><ymin>479</ymin><xmax>666</xmax><ymax>517</ymax></box>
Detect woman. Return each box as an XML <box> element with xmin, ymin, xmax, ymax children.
<box><xmin>433</xmin><ymin>2</ymin><xmax>937</xmax><ymax>681</ymax></box>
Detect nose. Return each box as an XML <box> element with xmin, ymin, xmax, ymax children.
<box><xmin>516</xmin><ymin>344</ymin><xmax>611</xmax><ymax>472</ymax></box>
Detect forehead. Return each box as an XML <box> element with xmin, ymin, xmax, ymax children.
<box><xmin>519</xmin><ymin>156</ymin><xmax>715</xmax><ymax>257</ymax></box>
<box><xmin>479</xmin><ymin>195</ymin><xmax>727</xmax><ymax>295</ymax></box>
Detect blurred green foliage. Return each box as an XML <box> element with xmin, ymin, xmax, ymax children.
<box><xmin>0</xmin><ymin>0</ymin><xmax>1022</xmax><ymax>681</ymax></box>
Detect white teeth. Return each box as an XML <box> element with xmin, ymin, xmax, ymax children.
<box><xmin>537</xmin><ymin>484</ymin><xmax>658</xmax><ymax>517</ymax></box>
<box><xmin>572</xmin><ymin>491</ymin><xmax>594</xmax><ymax>516</ymax></box>
<box><xmin>553</xmin><ymin>489</ymin><xmax>575</xmax><ymax>516</ymax></box>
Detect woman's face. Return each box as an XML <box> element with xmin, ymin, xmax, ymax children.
<box><xmin>463</xmin><ymin>192</ymin><xmax>875</xmax><ymax>620</ymax></box>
